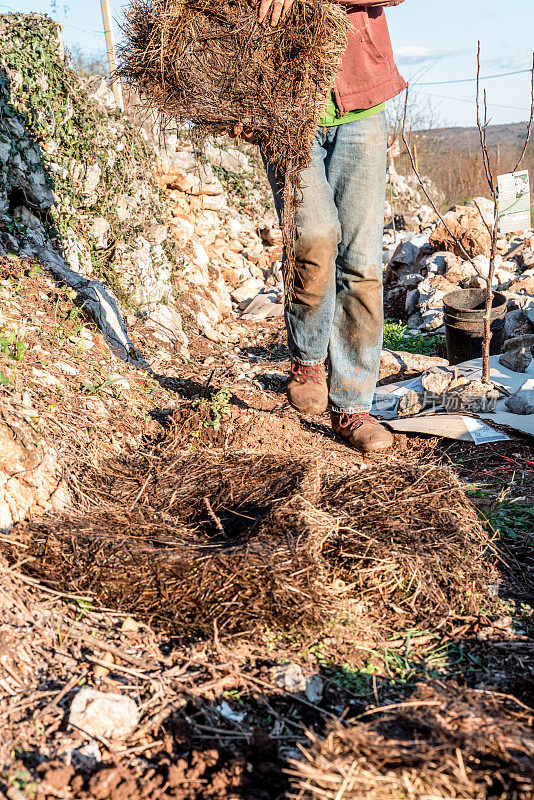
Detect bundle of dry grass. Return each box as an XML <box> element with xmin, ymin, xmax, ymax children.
<box><xmin>3</xmin><ymin>452</ymin><xmax>498</xmax><ymax>635</ymax></box>
<box><xmin>289</xmin><ymin>682</ymin><xmax>534</xmax><ymax>800</ymax></box>
<box><xmin>119</xmin><ymin>0</ymin><xmax>348</xmax><ymax>287</ymax></box>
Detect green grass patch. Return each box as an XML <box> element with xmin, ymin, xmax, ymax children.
<box><xmin>479</xmin><ymin>499</ymin><xmax>534</xmax><ymax>542</ymax></box>
<box><xmin>383</xmin><ymin>319</ymin><xmax>445</xmax><ymax>356</ymax></box>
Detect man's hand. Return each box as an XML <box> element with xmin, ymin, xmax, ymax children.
<box><xmin>251</xmin><ymin>0</ymin><xmax>296</xmax><ymax>26</ymax></box>
<box><xmin>219</xmin><ymin>0</ymin><xmax>296</xmax><ymax>142</ymax></box>
<box><xmin>220</xmin><ymin>120</ymin><xmax>257</xmax><ymax>142</ymax></box>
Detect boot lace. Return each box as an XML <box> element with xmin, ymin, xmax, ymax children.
<box><xmin>338</xmin><ymin>412</ymin><xmax>379</xmax><ymax>429</ymax></box>
<box><xmin>290</xmin><ymin>363</ymin><xmax>324</xmax><ymax>384</ymax></box>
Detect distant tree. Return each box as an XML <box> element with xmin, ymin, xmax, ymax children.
<box><xmin>69</xmin><ymin>44</ymin><xmax>109</xmax><ymax>77</ymax></box>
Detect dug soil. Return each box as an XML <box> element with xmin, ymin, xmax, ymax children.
<box><xmin>1</xmin><ymin>262</ymin><xmax>533</xmax><ymax>800</ymax></box>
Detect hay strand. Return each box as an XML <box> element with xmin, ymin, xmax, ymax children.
<box><xmin>118</xmin><ymin>0</ymin><xmax>349</xmax><ymax>291</ymax></box>
<box><xmin>1</xmin><ymin>451</ymin><xmax>499</xmax><ymax>636</ymax></box>
<box><xmin>288</xmin><ymin>682</ymin><xmax>534</xmax><ymax>800</ymax></box>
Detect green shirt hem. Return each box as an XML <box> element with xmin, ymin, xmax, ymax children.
<box><xmin>318</xmin><ymin>92</ymin><xmax>385</xmax><ymax>127</ymax></box>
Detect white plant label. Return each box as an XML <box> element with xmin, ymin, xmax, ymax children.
<box><xmin>461</xmin><ymin>415</ymin><xmax>509</xmax><ymax>445</ymax></box>
<box><xmin>498</xmin><ymin>170</ymin><xmax>531</xmax><ymax>234</ymax></box>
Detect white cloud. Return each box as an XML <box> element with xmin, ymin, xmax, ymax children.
<box><xmin>395</xmin><ymin>46</ymin><xmax>470</xmax><ymax>65</ymax></box>
<box><xmin>484</xmin><ymin>53</ymin><xmax>533</xmax><ymax>71</ymax></box>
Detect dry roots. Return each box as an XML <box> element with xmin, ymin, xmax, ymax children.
<box><xmin>2</xmin><ymin>446</ymin><xmax>498</xmax><ymax>636</ymax></box>
<box><xmin>118</xmin><ymin>0</ymin><xmax>348</xmax><ymax>289</ymax></box>
<box><xmin>288</xmin><ymin>682</ymin><xmax>534</xmax><ymax>800</ymax></box>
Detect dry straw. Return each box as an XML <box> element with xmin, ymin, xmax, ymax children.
<box><xmin>288</xmin><ymin>682</ymin><xmax>534</xmax><ymax>800</ymax></box>
<box><xmin>118</xmin><ymin>0</ymin><xmax>349</xmax><ymax>290</ymax></box>
<box><xmin>3</xmin><ymin>449</ymin><xmax>498</xmax><ymax>636</ymax></box>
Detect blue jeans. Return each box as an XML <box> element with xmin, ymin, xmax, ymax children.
<box><xmin>266</xmin><ymin>111</ymin><xmax>387</xmax><ymax>413</ymax></box>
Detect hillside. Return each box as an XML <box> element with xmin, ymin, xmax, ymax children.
<box><xmin>421</xmin><ymin>122</ymin><xmax>534</xmax><ymax>157</ymax></box>
<box><xmin>420</xmin><ymin>122</ymin><xmax>534</xmax><ymax>155</ymax></box>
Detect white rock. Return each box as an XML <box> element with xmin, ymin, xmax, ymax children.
<box><xmin>167</xmin><ymin>150</ymin><xmax>197</xmax><ymax>173</ymax></box>
<box><xmin>169</xmin><ymin>217</ymin><xmax>194</xmax><ymax>248</ymax></box>
<box><xmin>109</xmin><ymin>373</ymin><xmax>130</xmax><ymax>392</ymax></box>
<box><xmin>13</xmin><ymin>206</ymin><xmax>47</xmax><ymax>241</ymax></box>
<box><xmin>421</xmin><ymin>366</ymin><xmax>455</xmax><ymax>394</ymax></box>
<box><xmin>31</xmin><ymin>368</ymin><xmax>63</xmax><ymax>388</ymax></box>
<box><xmin>499</xmin><ymin>347</ymin><xmax>532</xmax><ymax>373</ymax></box>
<box><xmin>226</xmin><ymin>217</ymin><xmax>245</xmax><ymax>238</ymax></box>
<box><xmin>505</xmin><ymin>380</ymin><xmax>534</xmax><ymax>415</ymax></box>
<box><xmin>84</xmin><ymin>163</ymin><xmax>102</xmax><ymax>195</ymax></box>
<box><xmin>504</xmin><ymin>309</ymin><xmax>526</xmax><ymax>339</ymax></box>
<box><xmin>218</xmin><ymin>700</ymin><xmax>245</xmax><ymax>723</ymax></box>
<box><xmin>83</xmin><ymin>76</ymin><xmax>117</xmax><ymax>110</ymax></box>
<box><xmin>69</xmin><ymin>688</ymin><xmax>139</xmax><ymax>740</ymax></box>
<box><xmin>270</xmin><ymin>663</ymin><xmax>306</xmax><ymax>693</ymax></box>
<box><xmin>89</xmin><ymin>217</ymin><xmax>110</xmax><ymax>250</ymax></box>
<box><xmin>398</xmin><ymin>272</ymin><xmax>423</xmax><ymax>289</ymax></box>
<box><xmin>147</xmin><ymin>223</ymin><xmax>167</xmax><ymax>246</ymax></box>
<box><xmin>194</xmin><ymin>210</ymin><xmax>221</xmax><ymax>237</ymax></box>
<box><xmin>190</xmin><ymin>163</ymin><xmax>224</xmax><ymax>197</ymax></box>
<box><xmin>305</xmin><ymin>674</ymin><xmax>324</xmax><ymax>704</ymax></box>
<box><xmin>495</xmin><ymin>268</ymin><xmax>517</xmax><ymax>289</ymax></box>
<box><xmin>71</xmin><ymin>741</ymin><xmax>101</xmax><ymax>770</ymax></box>
<box><xmin>419</xmin><ymin>251</ymin><xmax>460</xmax><ymax>276</ymax></box>
<box><xmin>0</xmin><ymin>417</ymin><xmax>67</xmax><ymax>532</ymax></box>
<box><xmin>205</xmin><ymin>143</ymin><xmax>250</xmax><ymax>172</ymax></box>
<box><xmin>207</xmin><ymin>277</ymin><xmax>232</xmax><ymax>318</ymax></box>
<box><xmin>115</xmin><ymin>194</ymin><xmax>137</xmax><ymax>222</ymax></box>
<box><xmin>524</xmin><ymin>306</ymin><xmax>534</xmax><ymax>327</ymax></box>
<box><xmin>56</xmin><ymin>361</ymin><xmax>79</xmax><ymax>375</ymax></box>
<box><xmin>416</xmin><ymin>204</ymin><xmax>436</xmax><ymax>227</ymax></box>
<box><xmin>420</xmin><ymin>309</ymin><xmax>444</xmax><ymax>331</ymax></box>
<box><xmin>191</xmin><ymin>241</ymin><xmax>210</xmax><ymax>269</ymax></box>
<box><xmin>231</xmin><ymin>277</ymin><xmax>264</xmax><ymax>304</ymax></box>
<box><xmin>466</xmin><ymin>196</ymin><xmax>495</xmax><ymax>227</ymax></box>
<box><xmin>115</xmin><ymin>237</ymin><xmax>173</xmax><ymax>308</ymax></box>
<box><xmin>200</xmin><ymin>194</ymin><xmax>227</xmax><ymax>212</ymax></box>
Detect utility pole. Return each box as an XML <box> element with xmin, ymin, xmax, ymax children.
<box><xmin>100</xmin><ymin>0</ymin><xmax>124</xmax><ymax>110</ymax></box>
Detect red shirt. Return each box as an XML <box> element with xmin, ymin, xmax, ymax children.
<box><xmin>333</xmin><ymin>1</ymin><xmax>407</xmax><ymax>114</ymax></box>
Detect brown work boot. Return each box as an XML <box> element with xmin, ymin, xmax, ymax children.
<box><xmin>331</xmin><ymin>411</ymin><xmax>394</xmax><ymax>454</ymax></box>
<box><xmin>286</xmin><ymin>362</ymin><xmax>328</xmax><ymax>415</ymax></box>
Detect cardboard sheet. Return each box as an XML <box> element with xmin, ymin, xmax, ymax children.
<box><xmin>372</xmin><ymin>354</ymin><xmax>534</xmax><ymax>442</ymax></box>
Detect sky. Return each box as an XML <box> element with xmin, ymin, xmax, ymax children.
<box><xmin>1</xmin><ymin>0</ymin><xmax>533</xmax><ymax>128</ymax></box>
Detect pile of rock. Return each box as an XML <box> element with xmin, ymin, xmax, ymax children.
<box><xmin>384</xmin><ymin>196</ymin><xmax>534</xmax><ymax>342</ymax></box>
<box><xmin>153</xmin><ymin>135</ymin><xmax>284</xmax><ymax>343</ymax></box>
<box><xmin>0</xmin><ymin>13</ymin><xmax>286</xmax><ymax>361</ymax></box>
<box><xmin>385</xmin><ymin>163</ymin><xmax>444</xmax><ymax>220</ymax></box>
<box><xmin>397</xmin><ymin>366</ymin><xmax>502</xmax><ymax>417</ymax></box>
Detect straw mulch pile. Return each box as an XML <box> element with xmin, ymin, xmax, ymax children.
<box><xmin>288</xmin><ymin>682</ymin><xmax>534</xmax><ymax>800</ymax></box>
<box><xmin>119</xmin><ymin>0</ymin><xmax>349</xmax><ymax>289</ymax></box>
<box><xmin>3</xmin><ymin>451</ymin><xmax>498</xmax><ymax>634</ymax></box>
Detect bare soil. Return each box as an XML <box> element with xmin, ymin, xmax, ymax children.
<box><xmin>1</xmin><ymin>258</ymin><xmax>533</xmax><ymax>800</ymax></box>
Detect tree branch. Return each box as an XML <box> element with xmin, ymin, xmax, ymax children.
<box><xmin>513</xmin><ymin>53</ymin><xmax>534</xmax><ymax>173</ymax></box>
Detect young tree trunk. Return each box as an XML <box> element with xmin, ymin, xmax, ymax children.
<box><xmin>481</xmin><ymin>202</ymin><xmax>500</xmax><ymax>384</ymax></box>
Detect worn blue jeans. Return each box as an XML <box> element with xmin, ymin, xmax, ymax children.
<box><xmin>266</xmin><ymin>112</ymin><xmax>387</xmax><ymax>412</ymax></box>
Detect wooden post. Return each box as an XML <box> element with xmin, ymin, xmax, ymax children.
<box><xmin>413</xmin><ymin>142</ymin><xmax>419</xmax><ymax>173</ymax></box>
<box><xmin>100</xmin><ymin>0</ymin><xmax>124</xmax><ymax>110</ymax></box>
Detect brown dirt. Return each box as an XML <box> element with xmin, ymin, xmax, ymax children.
<box><xmin>27</xmin><ymin>730</ymin><xmax>286</xmax><ymax>800</ymax></box>
<box><xmin>2</xmin><ymin>258</ymin><xmax>534</xmax><ymax>800</ymax></box>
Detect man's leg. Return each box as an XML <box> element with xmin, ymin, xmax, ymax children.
<box><xmin>324</xmin><ymin>112</ymin><xmax>394</xmax><ymax>451</ymax></box>
<box><xmin>265</xmin><ymin>129</ymin><xmax>341</xmax><ymax>414</ymax></box>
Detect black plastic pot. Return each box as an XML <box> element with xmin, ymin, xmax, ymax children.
<box><xmin>443</xmin><ymin>289</ymin><xmax>507</xmax><ymax>365</ymax></box>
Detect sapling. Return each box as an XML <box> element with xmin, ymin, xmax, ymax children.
<box><xmin>401</xmin><ymin>45</ymin><xmax>534</xmax><ymax>385</ymax></box>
